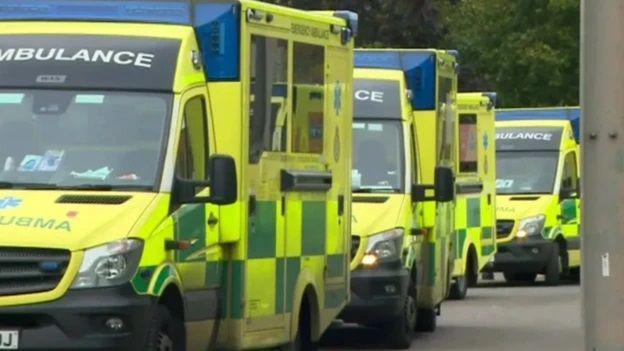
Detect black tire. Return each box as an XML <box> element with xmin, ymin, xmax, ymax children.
<box><xmin>503</xmin><ymin>272</ymin><xmax>537</xmax><ymax>283</ymax></box>
<box><xmin>290</xmin><ymin>300</ymin><xmax>317</xmax><ymax>351</ymax></box>
<box><xmin>415</xmin><ymin>307</ymin><xmax>436</xmax><ymax>333</ymax></box>
<box><xmin>545</xmin><ymin>243</ymin><xmax>561</xmax><ymax>286</ymax></box>
<box><xmin>569</xmin><ymin>267</ymin><xmax>581</xmax><ymax>282</ymax></box>
<box><xmin>466</xmin><ymin>251</ymin><xmax>479</xmax><ymax>287</ymax></box>
<box><xmin>143</xmin><ymin>305</ymin><xmax>185</xmax><ymax>351</ymax></box>
<box><xmin>448</xmin><ymin>275</ymin><xmax>468</xmax><ymax>300</ymax></box>
<box><xmin>383</xmin><ymin>294</ymin><xmax>416</xmax><ymax>349</ymax></box>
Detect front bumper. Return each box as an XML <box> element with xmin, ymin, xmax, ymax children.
<box><xmin>487</xmin><ymin>238</ymin><xmax>557</xmax><ymax>274</ymax></box>
<box><xmin>0</xmin><ymin>284</ymin><xmax>157</xmax><ymax>350</ymax></box>
<box><xmin>339</xmin><ymin>262</ymin><xmax>408</xmax><ymax>325</ymax></box>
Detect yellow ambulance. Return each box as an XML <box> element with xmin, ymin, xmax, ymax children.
<box><xmin>448</xmin><ymin>93</ymin><xmax>497</xmax><ymax>299</ymax></box>
<box><xmin>0</xmin><ymin>1</ymin><xmax>357</xmax><ymax>349</ymax></box>
<box><xmin>491</xmin><ymin>108</ymin><xmax>581</xmax><ymax>285</ymax></box>
<box><xmin>341</xmin><ymin>49</ymin><xmax>456</xmax><ymax>349</ymax></box>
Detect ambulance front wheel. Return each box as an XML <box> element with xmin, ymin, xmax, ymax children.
<box><xmin>544</xmin><ymin>243</ymin><xmax>562</xmax><ymax>286</ymax></box>
<box><xmin>144</xmin><ymin>305</ymin><xmax>185</xmax><ymax>351</ymax></box>
<box><xmin>383</xmin><ymin>293</ymin><xmax>417</xmax><ymax>349</ymax></box>
<box><xmin>415</xmin><ymin>307</ymin><xmax>436</xmax><ymax>333</ymax></box>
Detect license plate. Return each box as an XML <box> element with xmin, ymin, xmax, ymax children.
<box><xmin>0</xmin><ymin>331</ymin><xmax>18</xmax><ymax>350</ymax></box>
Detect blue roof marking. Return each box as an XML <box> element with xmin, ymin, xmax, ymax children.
<box><xmin>496</xmin><ymin>107</ymin><xmax>580</xmax><ymax>141</ymax></box>
<box><xmin>355</xmin><ymin>51</ymin><xmax>437</xmax><ymax>110</ymax></box>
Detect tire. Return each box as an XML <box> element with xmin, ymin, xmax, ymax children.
<box><xmin>415</xmin><ymin>307</ymin><xmax>436</xmax><ymax>333</ymax></box>
<box><xmin>290</xmin><ymin>300</ymin><xmax>316</xmax><ymax>351</ymax></box>
<box><xmin>503</xmin><ymin>272</ymin><xmax>537</xmax><ymax>283</ymax></box>
<box><xmin>383</xmin><ymin>294</ymin><xmax>416</xmax><ymax>349</ymax></box>
<box><xmin>569</xmin><ymin>267</ymin><xmax>581</xmax><ymax>282</ymax></box>
<box><xmin>466</xmin><ymin>252</ymin><xmax>479</xmax><ymax>287</ymax></box>
<box><xmin>448</xmin><ymin>275</ymin><xmax>468</xmax><ymax>300</ymax></box>
<box><xmin>143</xmin><ymin>305</ymin><xmax>185</xmax><ymax>351</ymax></box>
<box><xmin>545</xmin><ymin>243</ymin><xmax>561</xmax><ymax>286</ymax></box>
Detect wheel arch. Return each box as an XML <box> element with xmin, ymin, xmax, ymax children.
<box><xmin>289</xmin><ymin>271</ymin><xmax>322</xmax><ymax>342</ymax></box>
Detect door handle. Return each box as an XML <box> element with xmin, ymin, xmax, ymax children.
<box><xmin>207</xmin><ymin>213</ymin><xmax>218</xmax><ymax>227</ymax></box>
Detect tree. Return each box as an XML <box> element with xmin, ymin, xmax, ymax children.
<box><xmin>440</xmin><ymin>0</ymin><xmax>580</xmax><ymax>107</ymax></box>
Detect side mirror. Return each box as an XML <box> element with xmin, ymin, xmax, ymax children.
<box><xmin>434</xmin><ymin>166</ymin><xmax>455</xmax><ymax>203</ymax></box>
<box><xmin>411</xmin><ymin>166</ymin><xmax>455</xmax><ymax>203</ymax></box>
<box><xmin>560</xmin><ymin>187</ymin><xmax>579</xmax><ymax>201</ymax></box>
<box><xmin>174</xmin><ymin>155</ymin><xmax>237</xmax><ymax>205</ymax></box>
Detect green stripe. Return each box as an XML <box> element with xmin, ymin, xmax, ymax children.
<box><xmin>482</xmin><ymin>227</ymin><xmax>493</xmax><ymax>240</ymax></box>
<box><xmin>174</xmin><ymin>204</ymin><xmax>207</xmax><ymax>262</ymax></box>
<box><xmin>248</xmin><ymin>201</ymin><xmax>277</xmax><ymax>259</ymax></box>
<box><xmin>132</xmin><ymin>266</ymin><xmax>156</xmax><ymax>294</ymax></box>
<box><xmin>467</xmin><ymin>198</ymin><xmax>481</xmax><ymax>228</ymax></box>
<box><xmin>427</xmin><ymin>242</ymin><xmax>436</xmax><ymax>286</ymax></box>
<box><xmin>286</xmin><ymin>257</ymin><xmax>301</xmax><ymax>313</ymax></box>
<box><xmin>205</xmin><ymin>261</ymin><xmax>220</xmax><ymax>288</ymax></box>
<box><xmin>327</xmin><ymin>254</ymin><xmax>345</xmax><ymax>278</ymax></box>
<box><xmin>218</xmin><ymin>261</ymin><xmax>230</xmax><ymax>318</ymax></box>
<box><xmin>276</xmin><ymin>258</ymin><xmax>285</xmax><ymax>314</ymax></box>
<box><xmin>302</xmin><ymin>201</ymin><xmax>326</xmax><ymax>256</ymax></box>
<box><xmin>481</xmin><ymin>244</ymin><xmax>495</xmax><ymax>256</ymax></box>
<box><xmin>324</xmin><ymin>287</ymin><xmax>346</xmax><ymax>309</ymax></box>
<box><xmin>456</xmin><ymin>229</ymin><xmax>467</xmax><ymax>259</ymax></box>
<box><xmin>153</xmin><ymin>265</ymin><xmax>171</xmax><ymax>294</ymax></box>
<box><xmin>230</xmin><ymin>260</ymin><xmax>245</xmax><ymax>319</ymax></box>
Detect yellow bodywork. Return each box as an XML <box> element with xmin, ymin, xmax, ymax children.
<box><xmin>451</xmin><ymin>93</ymin><xmax>497</xmax><ymax>279</ymax></box>
<box><xmin>0</xmin><ymin>1</ymin><xmax>354</xmax><ymax>349</ymax></box>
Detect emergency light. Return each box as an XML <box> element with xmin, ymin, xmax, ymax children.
<box><xmin>496</xmin><ymin>107</ymin><xmax>580</xmax><ymax>141</ymax></box>
<box><xmin>355</xmin><ymin>51</ymin><xmax>437</xmax><ymax>110</ymax></box>
<box><xmin>0</xmin><ymin>0</ymin><xmax>240</xmax><ymax>81</ymax></box>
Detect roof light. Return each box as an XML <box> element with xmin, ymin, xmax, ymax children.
<box><xmin>496</xmin><ymin>107</ymin><xmax>580</xmax><ymax>141</ymax></box>
<box><xmin>355</xmin><ymin>51</ymin><xmax>437</xmax><ymax>110</ymax></box>
<box><xmin>0</xmin><ymin>0</ymin><xmax>191</xmax><ymax>24</ymax></box>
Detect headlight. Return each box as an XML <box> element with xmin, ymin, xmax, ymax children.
<box><xmin>71</xmin><ymin>239</ymin><xmax>143</xmax><ymax>289</ymax></box>
<box><xmin>362</xmin><ymin>228</ymin><xmax>404</xmax><ymax>267</ymax></box>
<box><xmin>516</xmin><ymin>215</ymin><xmax>546</xmax><ymax>238</ymax></box>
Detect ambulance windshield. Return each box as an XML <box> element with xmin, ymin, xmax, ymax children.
<box><xmin>352</xmin><ymin>120</ymin><xmax>404</xmax><ymax>193</ymax></box>
<box><xmin>496</xmin><ymin>151</ymin><xmax>559</xmax><ymax>195</ymax></box>
<box><xmin>0</xmin><ymin>90</ymin><xmax>171</xmax><ymax>191</ymax></box>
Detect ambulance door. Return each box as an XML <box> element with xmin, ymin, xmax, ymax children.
<box><xmin>286</xmin><ymin>40</ymin><xmax>333</xmax><ymax>320</ymax></box>
<box><xmin>246</xmin><ymin>34</ymin><xmax>289</xmax><ymax>331</ymax></box>
<box><xmin>478</xmin><ymin>105</ymin><xmax>496</xmax><ymax>259</ymax></box>
<box><xmin>435</xmin><ymin>75</ymin><xmax>456</xmax><ymax>300</ymax></box>
<box><xmin>559</xmin><ymin>150</ymin><xmax>581</xmax><ymax>255</ymax></box>
<box><xmin>171</xmin><ymin>89</ymin><xmax>222</xmax><ymax>311</ymax></box>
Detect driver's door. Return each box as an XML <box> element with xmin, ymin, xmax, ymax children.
<box><xmin>559</xmin><ymin>150</ymin><xmax>580</xmax><ymax>241</ymax></box>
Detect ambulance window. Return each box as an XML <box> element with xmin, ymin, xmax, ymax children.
<box><xmin>292</xmin><ymin>42</ymin><xmax>325</xmax><ymax>154</ymax></box>
<box><xmin>249</xmin><ymin>36</ymin><xmax>288</xmax><ymax>164</ymax></box>
<box><xmin>437</xmin><ymin>77</ymin><xmax>454</xmax><ymax>162</ymax></box>
<box><xmin>176</xmin><ymin>96</ymin><xmax>208</xmax><ymax>181</ymax></box>
<box><xmin>561</xmin><ymin>151</ymin><xmax>579</xmax><ymax>193</ymax></box>
<box><xmin>459</xmin><ymin>114</ymin><xmax>478</xmax><ymax>173</ymax></box>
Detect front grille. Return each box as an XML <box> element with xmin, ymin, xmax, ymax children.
<box><xmin>351</xmin><ymin>236</ymin><xmax>361</xmax><ymax>260</ymax></box>
<box><xmin>496</xmin><ymin>220</ymin><xmax>515</xmax><ymax>239</ymax></box>
<box><xmin>0</xmin><ymin>247</ymin><xmax>70</xmax><ymax>296</ymax></box>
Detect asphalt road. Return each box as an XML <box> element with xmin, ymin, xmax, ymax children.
<box><xmin>321</xmin><ymin>274</ymin><xmax>583</xmax><ymax>351</ymax></box>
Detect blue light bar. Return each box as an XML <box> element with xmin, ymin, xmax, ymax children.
<box><xmin>0</xmin><ymin>0</ymin><xmax>241</xmax><ymax>81</ymax></box>
<box><xmin>355</xmin><ymin>51</ymin><xmax>436</xmax><ymax>110</ymax></box>
<box><xmin>0</xmin><ymin>0</ymin><xmax>191</xmax><ymax>24</ymax></box>
<box><xmin>496</xmin><ymin>107</ymin><xmax>580</xmax><ymax>141</ymax></box>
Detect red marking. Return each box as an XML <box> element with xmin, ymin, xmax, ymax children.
<box><xmin>66</xmin><ymin>211</ymin><xmax>78</xmax><ymax>218</ymax></box>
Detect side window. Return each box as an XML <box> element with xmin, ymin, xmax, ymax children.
<box><xmin>292</xmin><ymin>42</ymin><xmax>325</xmax><ymax>154</ymax></box>
<box><xmin>458</xmin><ymin>114</ymin><xmax>478</xmax><ymax>173</ymax></box>
<box><xmin>249</xmin><ymin>35</ymin><xmax>288</xmax><ymax>164</ymax></box>
<box><xmin>437</xmin><ymin>77</ymin><xmax>454</xmax><ymax>163</ymax></box>
<box><xmin>176</xmin><ymin>96</ymin><xmax>208</xmax><ymax>181</ymax></box>
<box><xmin>562</xmin><ymin>151</ymin><xmax>579</xmax><ymax>192</ymax></box>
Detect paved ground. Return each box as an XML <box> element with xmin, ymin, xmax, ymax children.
<box><xmin>321</xmin><ymin>274</ymin><xmax>583</xmax><ymax>351</ymax></box>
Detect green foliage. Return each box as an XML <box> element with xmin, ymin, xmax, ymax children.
<box><xmin>261</xmin><ymin>0</ymin><xmax>580</xmax><ymax>108</ymax></box>
<box><xmin>437</xmin><ymin>0</ymin><xmax>579</xmax><ymax>107</ymax></box>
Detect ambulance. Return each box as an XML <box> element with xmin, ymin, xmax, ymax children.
<box><xmin>0</xmin><ymin>1</ymin><xmax>357</xmax><ymax>350</ymax></box>
<box><xmin>341</xmin><ymin>49</ymin><xmax>456</xmax><ymax>348</ymax></box>
<box><xmin>448</xmin><ymin>93</ymin><xmax>497</xmax><ymax>300</ymax></box>
<box><xmin>492</xmin><ymin>107</ymin><xmax>581</xmax><ymax>285</ymax></box>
